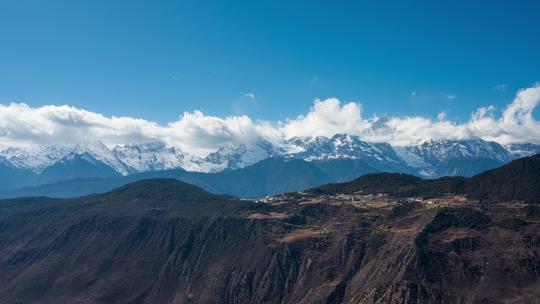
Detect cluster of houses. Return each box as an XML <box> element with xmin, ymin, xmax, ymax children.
<box><xmin>255</xmin><ymin>193</ymin><xmax>297</xmax><ymax>204</ymax></box>
<box><xmin>249</xmin><ymin>190</ymin><xmax>465</xmax><ymax>210</ymax></box>
<box><xmin>255</xmin><ymin>191</ymin><xmax>391</xmax><ymax>205</ymax></box>
<box><xmin>319</xmin><ymin>192</ymin><xmax>388</xmax><ymax>204</ymax></box>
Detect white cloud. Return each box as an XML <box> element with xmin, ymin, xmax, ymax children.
<box><xmin>0</xmin><ymin>104</ymin><xmax>275</xmax><ymax>156</ymax></box>
<box><xmin>362</xmin><ymin>84</ymin><xmax>540</xmax><ymax>145</ymax></box>
<box><xmin>445</xmin><ymin>94</ymin><xmax>457</xmax><ymax>100</ymax></box>
<box><xmin>1</xmin><ymin>84</ymin><xmax>539</xmax><ymax>155</ymax></box>
<box><xmin>279</xmin><ymin>98</ymin><xmax>367</xmax><ymax>138</ymax></box>
<box><xmin>243</xmin><ymin>92</ymin><xmax>256</xmax><ymax>99</ymax></box>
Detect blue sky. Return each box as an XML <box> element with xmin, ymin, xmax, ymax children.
<box><xmin>1</xmin><ymin>0</ymin><xmax>539</xmax><ymax>124</ymax></box>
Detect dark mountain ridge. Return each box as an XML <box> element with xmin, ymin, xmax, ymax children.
<box><xmin>312</xmin><ymin>154</ymin><xmax>540</xmax><ymax>203</ymax></box>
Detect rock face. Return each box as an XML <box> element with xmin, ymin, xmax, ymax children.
<box><xmin>0</xmin><ymin>179</ymin><xmax>539</xmax><ymax>303</ymax></box>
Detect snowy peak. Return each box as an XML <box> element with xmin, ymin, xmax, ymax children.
<box><xmin>284</xmin><ymin>134</ymin><xmax>402</xmax><ymax>163</ymax></box>
<box><xmin>404</xmin><ymin>139</ymin><xmax>513</xmax><ymax>164</ymax></box>
<box><xmin>204</xmin><ymin>140</ymin><xmax>277</xmax><ymax>171</ymax></box>
<box><xmin>70</xmin><ymin>141</ymin><xmax>132</xmax><ymax>175</ymax></box>
<box><xmin>282</xmin><ymin>134</ymin><xmax>412</xmax><ymax>174</ymax></box>
<box><xmin>285</xmin><ymin>134</ymin><xmax>362</xmax><ymax>160</ymax></box>
<box><xmin>396</xmin><ymin>139</ymin><xmax>515</xmax><ymax>177</ymax></box>
<box><xmin>0</xmin><ymin>141</ymin><xmax>131</xmax><ymax>175</ymax></box>
<box><xmin>0</xmin><ymin>136</ymin><xmax>538</xmax><ymax>182</ymax></box>
<box><xmin>112</xmin><ymin>141</ymin><xmax>210</xmax><ymax>173</ymax></box>
<box><xmin>506</xmin><ymin>143</ymin><xmax>540</xmax><ymax>158</ymax></box>
<box><xmin>0</xmin><ymin>145</ymin><xmax>72</xmax><ymax>173</ymax></box>
<box><xmin>113</xmin><ymin>142</ymin><xmax>185</xmax><ymax>172</ymax></box>
<box><xmin>61</xmin><ymin>152</ymin><xmax>99</xmax><ymax>165</ymax></box>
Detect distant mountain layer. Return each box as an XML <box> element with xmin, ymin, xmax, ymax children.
<box><xmin>0</xmin><ymin>136</ymin><xmax>538</xmax><ymax>195</ymax></box>
<box><xmin>0</xmin><ymin>157</ymin><xmax>35</xmax><ymax>192</ymax></box>
<box><xmin>37</xmin><ymin>152</ymin><xmax>121</xmax><ymax>185</ymax></box>
<box><xmin>312</xmin><ymin>154</ymin><xmax>540</xmax><ymax>204</ymax></box>
<box><xmin>0</xmin><ymin>158</ymin><xmax>377</xmax><ymax>199</ymax></box>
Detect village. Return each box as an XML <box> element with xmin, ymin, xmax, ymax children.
<box><xmin>252</xmin><ymin>190</ymin><xmax>469</xmax><ymax>209</ymax></box>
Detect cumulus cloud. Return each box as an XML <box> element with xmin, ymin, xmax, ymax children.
<box><xmin>279</xmin><ymin>98</ymin><xmax>367</xmax><ymax>138</ymax></box>
<box><xmin>362</xmin><ymin>84</ymin><xmax>540</xmax><ymax>145</ymax></box>
<box><xmin>0</xmin><ymin>103</ymin><xmax>162</xmax><ymax>147</ymax></box>
<box><xmin>1</xmin><ymin>84</ymin><xmax>539</xmax><ymax>155</ymax></box>
<box><xmin>0</xmin><ymin>104</ymin><xmax>275</xmax><ymax>155</ymax></box>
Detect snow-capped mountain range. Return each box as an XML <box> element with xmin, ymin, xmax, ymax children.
<box><xmin>0</xmin><ymin>134</ymin><xmax>539</xmax><ymax>190</ymax></box>
<box><xmin>0</xmin><ymin>141</ymin><xmax>131</xmax><ymax>175</ymax></box>
<box><xmin>283</xmin><ymin>134</ymin><xmax>412</xmax><ymax>173</ymax></box>
<box><xmin>112</xmin><ymin>142</ymin><xmax>212</xmax><ymax>173</ymax></box>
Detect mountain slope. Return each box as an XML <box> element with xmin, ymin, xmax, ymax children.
<box><xmin>311</xmin><ymin>158</ymin><xmax>378</xmax><ymax>182</ymax></box>
<box><xmin>0</xmin><ymin>158</ymin><xmax>335</xmax><ymax>199</ymax></box>
<box><xmin>0</xmin><ymin>179</ymin><xmax>538</xmax><ymax>303</ymax></box>
<box><xmin>203</xmin><ymin>157</ymin><xmax>333</xmax><ymax>197</ymax></box>
<box><xmin>37</xmin><ymin>152</ymin><xmax>121</xmax><ymax>185</ymax></box>
<box><xmin>124</xmin><ymin>157</ymin><xmax>334</xmax><ymax>198</ymax></box>
<box><xmin>466</xmin><ymin>154</ymin><xmax>540</xmax><ymax>203</ymax></box>
<box><xmin>312</xmin><ymin>154</ymin><xmax>540</xmax><ymax>204</ymax></box>
<box><xmin>0</xmin><ymin>157</ymin><xmax>35</xmax><ymax>191</ymax></box>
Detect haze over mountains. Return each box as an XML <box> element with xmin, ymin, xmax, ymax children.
<box><xmin>1</xmin><ymin>134</ymin><xmax>539</xmax><ymax>198</ymax></box>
